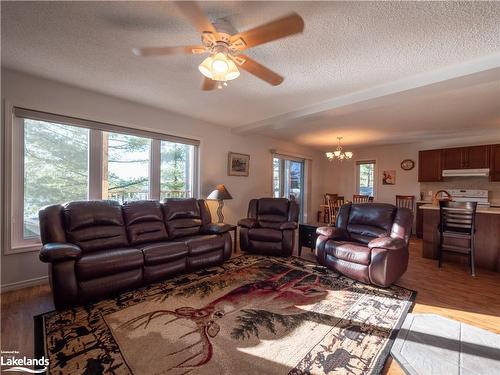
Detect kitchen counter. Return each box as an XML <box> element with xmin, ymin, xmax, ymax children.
<box><xmin>419</xmin><ymin>204</ymin><xmax>500</xmax><ymax>215</ymax></box>
<box><xmin>421</xmin><ymin>207</ymin><xmax>500</xmax><ymax>272</ymax></box>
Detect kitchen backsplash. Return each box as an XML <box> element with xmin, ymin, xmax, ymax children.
<box><xmin>420</xmin><ymin>177</ymin><xmax>500</xmax><ymax>206</ymax></box>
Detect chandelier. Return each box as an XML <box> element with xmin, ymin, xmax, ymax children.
<box><xmin>326</xmin><ymin>137</ymin><xmax>353</xmax><ymax>161</ymax></box>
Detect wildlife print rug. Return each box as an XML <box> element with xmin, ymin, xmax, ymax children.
<box><xmin>35</xmin><ymin>256</ymin><xmax>416</xmax><ymax>374</ymax></box>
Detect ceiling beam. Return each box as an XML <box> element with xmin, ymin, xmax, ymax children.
<box><xmin>232</xmin><ymin>53</ymin><xmax>500</xmax><ymax>135</ymax></box>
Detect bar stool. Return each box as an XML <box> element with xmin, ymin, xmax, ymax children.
<box><xmin>353</xmin><ymin>194</ymin><xmax>370</xmax><ymax>203</ymax></box>
<box><xmin>438</xmin><ymin>201</ymin><xmax>477</xmax><ymax>276</ymax></box>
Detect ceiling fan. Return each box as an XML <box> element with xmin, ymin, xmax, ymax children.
<box><xmin>133</xmin><ymin>1</ymin><xmax>304</xmax><ymax>90</ymax></box>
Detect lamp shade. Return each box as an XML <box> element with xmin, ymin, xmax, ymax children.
<box><xmin>207</xmin><ymin>184</ymin><xmax>233</xmax><ymax>200</ymax></box>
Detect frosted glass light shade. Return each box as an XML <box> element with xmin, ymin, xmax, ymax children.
<box><xmin>225</xmin><ymin>59</ymin><xmax>240</xmax><ymax>81</ymax></box>
<box><xmin>198</xmin><ymin>56</ymin><xmax>214</xmax><ymax>79</ymax></box>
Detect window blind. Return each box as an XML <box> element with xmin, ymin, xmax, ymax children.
<box><xmin>13</xmin><ymin>107</ymin><xmax>200</xmax><ymax>146</ymax></box>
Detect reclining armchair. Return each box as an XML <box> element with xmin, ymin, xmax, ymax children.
<box><xmin>238</xmin><ymin>198</ymin><xmax>299</xmax><ymax>256</ymax></box>
<box><xmin>316</xmin><ymin>202</ymin><xmax>412</xmax><ymax>287</ymax></box>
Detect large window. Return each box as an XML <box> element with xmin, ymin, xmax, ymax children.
<box><xmin>8</xmin><ymin>107</ymin><xmax>199</xmax><ymax>252</ymax></box>
<box><xmin>356</xmin><ymin>160</ymin><xmax>376</xmax><ymax>197</ymax></box>
<box><xmin>104</xmin><ymin>132</ymin><xmax>151</xmax><ymax>202</ymax></box>
<box><xmin>23</xmin><ymin>120</ymin><xmax>89</xmax><ymax>238</ymax></box>
<box><xmin>160</xmin><ymin>141</ymin><xmax>195</xmax><ymax>199</ymax></box>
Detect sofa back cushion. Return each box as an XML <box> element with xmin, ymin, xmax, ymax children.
<box><xmin>64</xmin><ymin>200</ymin><xmax>129</xmax><ymax>252</ymax></box>
<box><xmin>123</xmin><ymin>201</ymin><xmax>169</xmax><ymax>245</ymax></box>
<box><xmin>346</xmin><ymin>203</ymin><xmax>396</xmax><ymax>243</ymax></box>
<box><xmin>163</xmin><ymin>198</ymin><xmax>202</xmax><ymax>239</ymax></box>
<box><xmin>257</xmin><ymin>198</ymin><xmax>289</xmax><ymax>223</ymax></box>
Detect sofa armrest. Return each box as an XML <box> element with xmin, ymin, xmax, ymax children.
<box><xmin>316</xmin><ymin>226</ymin><xmax>348</xmax><ymax>240</ymax></box>
<box><xmin>39</xmin><ymin>243</ymin><xmax>82</xmax><ymax>263</ymax></box>
<box><xmin>368</xmin><ymin>236</ymin><xmax>405</xmax><ymax>250</ymax></box>
<box><xmin>200</xmin><ymin>223</ymin><xmax>233</xmax><ymax>234</ymax></box>
<box><xmin>280</xmin><ymin>221</ymin><xmax>298</xmax><ymax>230</ymax></box>
<box><xmin>238</xmin><ymin>218</ymin><xmax>259</xmax><ymax>229</ymax></box>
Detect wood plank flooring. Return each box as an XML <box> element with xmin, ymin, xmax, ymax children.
<box><xmin>1</xmin><ymin>238</ymin><xmax>499</xmax><ymax>374</ymax></box>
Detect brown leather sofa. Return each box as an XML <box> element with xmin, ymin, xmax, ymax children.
<box><xmin>315</xmin><ymin>202</ymin><xmax>412</xmax><ymax>287</ymax></box>
<box><xmin>39</xmin><ymin>199</ymin><xmax>232</xmax><ymax>309</ymax></box>
<box><xmin>238</xmin><ymin>198</ymin><xmax>299</xmax><ymax>256</ymax></box>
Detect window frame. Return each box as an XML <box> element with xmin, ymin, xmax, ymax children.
<box><xmin>4</xmin><ymin>105</ymin><xmax>200</xmax><ymax>254</ymax></box>
<box><xmin>355</xmin><ymin>159</ymin><xmax>377</xmax><ymax>199</ymax></box>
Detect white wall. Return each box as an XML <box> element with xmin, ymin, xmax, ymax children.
<box><xmin>1</xmin><ymin>69</ymin><xmax>325</xmax><ymax>289</ymax></box>
<box><xmin>322</xmin><ymin>143</ymin><xmax>420</xmax><ymax>205</ymax></box>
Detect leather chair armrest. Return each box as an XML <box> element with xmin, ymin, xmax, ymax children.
<box><xmin>200</xmin><ymin>223</ymin><xmax>233</xmax><ymax>234</ymax></box>
<box><xmin>316</xmin><ymin>226</ymin><xmax>347</xmax><ymax>240</ymax></box>
<box><xmin>280</xmin><ymin>221</ymin><xmax>298</xmax><ymax>230</ymax></box>
<box><xmin>368</xmin><ymin>236</ymin><xmax>405</xmax><ymax>250</ymax></box>
<box><xmin>238</xmin><ymin>218</ymin><xmax>259</xmax><ymax>229</ymax></box>
<box><xmin>39</xmin><ymin>243</ymin><xmax>82</xmax><ymax>263</ymax></box>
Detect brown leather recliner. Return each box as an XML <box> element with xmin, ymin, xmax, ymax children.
<box><xmin>315</xmin><ymin>202</ymin><xmax>412</xmax><ymax>287</ymax></box>
<box><xmin>238</xmin><ymin>198</ymin><xmax>299</xmax><ymax>256</ymax></box>
<box><xmin>39</xmin><ymin>198</ymin><xmax>232</xmax><ymax>309</ymax></box>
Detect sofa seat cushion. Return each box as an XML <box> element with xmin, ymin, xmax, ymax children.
<box><xmin>76</xmin><ymin>248</ymin><xmax>143</xmax><ymax>281</ymax></box>
<box><xmin>325</xmin><ymin>241</ymin><xmax>371</xmax><ymax>266</ymax></box>
<box><xmin>248</xmin><ymin>228</ymin><xmax>283</xmax><ymax>242</ymax></box>
<box><xmin>185</xmin><ymin>235</ymin><xmax>225</xmax><ymax>256</ymax></box>
<box><xmin>139</xmin><ymin>241</ymin><xmax>188</xmax><ymax>266</ymax></box>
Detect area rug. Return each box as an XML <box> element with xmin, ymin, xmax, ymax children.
<box><xmin>35</xmin><ymin>256</ymin><xmax>416</xmax><ymax>374</ymax></box>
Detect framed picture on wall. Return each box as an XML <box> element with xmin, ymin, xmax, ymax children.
<box><xmin>228</xmin><ymin>152</ymin><xmax>250</xmax><ymax>176</ymax></box>
<box><xmin>382</xmin><ymin>170</ymin><xmax>396</xmax><ymax>185</ymax></box>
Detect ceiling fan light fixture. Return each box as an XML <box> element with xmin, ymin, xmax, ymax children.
<box><xmin>198</xmin><ymin>56</ymin><xmax>214</xmax><ymax>79</ymax></box>
<box><xmin>211</xmin><ymin>52</ymin><xmax>229</xmax><ymax>74</ymax></box>
<box><xmin>225</xmin><ymin>59</ymin><xmax>240</xmax><ymax>80</ymax></box>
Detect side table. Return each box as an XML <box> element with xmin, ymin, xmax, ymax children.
<box><xmin>226</xmin><ymin>224</ymin><xmax>238</xmax><ymax>253</ymax></box>
<box><xmin>298</xmin><ymin>222</ymin><xmax>328</xmax><ymax>257</ymax></box>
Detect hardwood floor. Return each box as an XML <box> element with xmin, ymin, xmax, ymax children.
<box><xmin>1</xmin><ymin>238</ymin><xmax>499</xmax><ymax>374</ymax></box>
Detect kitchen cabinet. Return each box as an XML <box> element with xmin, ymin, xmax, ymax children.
<box><xmin>490</xmin><ymin>144</ymin><xmax>500</xmax><ymax>181</ymax></box>
<box><xmin>418</xmin><ymin>149</ymin><xmax>442</xmax><ymax>182</ymax></box>
<box><xmin>416</xmin><ymin>202</ymin><xmax>425</xmax><ymax>238</ymax></box>
<box><xmin>442</xmin><ymin>145</ymin><xmax>489</xmax><ymax>170</ymax></box>
<box><xmin>442</xmin><ymin>147</ymin><xmax>463</xmax><ymax>170</ymax></box>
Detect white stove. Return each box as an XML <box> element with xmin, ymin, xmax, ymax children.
<box><xmin>448</xmin><ymin>189</ymin><xmax>490</xmax><ymax>207</ymax></box>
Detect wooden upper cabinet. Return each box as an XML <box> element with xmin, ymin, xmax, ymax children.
<box><xmin>443</xmin><ymin>147</ymin><xmax>463</xmax><ymax>170</ymax></box>
<box><xmin>442</xmin><ymin>145</ymin><xmax>489</xmax><ymax>169</ymax></box>
<box><xmin>419</xmin><ymin>149</ymin><xmax>442</xmax><ymax>182</ymax></box>
<box><xmin>490</xmin><ymin>144</ymin><xmax>500</xmax><ymax>181</ymax></box>
<box><xmin>466</xmin><ymin>145</ymin><xmax>489</xmax><ymax>169</ymax></box>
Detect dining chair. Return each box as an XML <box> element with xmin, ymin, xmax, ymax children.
<box><xmin>353</xmin><ymin>194</ymin><xmax>370</xmax><ymax>203</ymax></box>
<box><xmin>438</xmin><ymin>201</ymin><xmax>477</xmax><ymax>276</ymax></box>
<box><xmin>316</xmin><ymin>193</ymin><xmax>338</xmax><ymax>222</ymax></box>
<box><xmin>396</xmin><ymin>195</ymin><xmax>415</xmax><ymax>212</ymax></box>
<box><xmin>327</xmin><ymin>195</ymin><xmax>345</xmax><ymax>225</ymax></box>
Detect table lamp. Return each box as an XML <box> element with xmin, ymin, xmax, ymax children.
<box><xmin>207</xmin><ymin>184</ymin><xmax>233</xmax><ymax>223</ymax></box>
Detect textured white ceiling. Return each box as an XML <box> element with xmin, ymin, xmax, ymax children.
<box><xmin>2</xmin><ymin>1</ymin><xmax>500</xmax><ymax>148</ymax></box>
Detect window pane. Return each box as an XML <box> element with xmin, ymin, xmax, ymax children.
<box><xmin>104</xmin><ymin>132</ymin><xmax>150</xmax><ymax>203</ymax></box>
<box><xmin>23</xmin><ymin>119</ymin><xmax>89</xmax><ymax>238</ymax></box>
<box><xmin>160</xmin><ymin>141</ymin><xmax>195</xmax><ymax>199</ymax></box>
<box><xmin>358</xmin><ymin>163</ymin><xmax>375</xmax><ymax>196</ymax></box>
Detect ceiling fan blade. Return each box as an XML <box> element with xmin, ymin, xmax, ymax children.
<box><xmin>133</xmin><ymin>45</ymin><xmax>205</xmax><ymax>56</ymax></box>
<box><xmin>174</xmin><ymin>1</ymin><xmax>217</xmax><ymax>35</ymax></box>
<box><xmin>236</xmin><ymin>54</ymin><xmax>284</xmax><ymax>86</ymax></box>
<box><xmin>201</xmin><ymin>77</ymin><xmax>216</xmax><ymax>91</ymax></box>
<box><xmin>230</xmin><ymin>13</ymin><xmax>304</xmax><ymax>50</ymax></box>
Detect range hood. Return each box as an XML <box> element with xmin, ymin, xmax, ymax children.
<box><xmin>442</xmin><ymin>168</ymin><xmax>490</xmax><ymax>177</ymax></box>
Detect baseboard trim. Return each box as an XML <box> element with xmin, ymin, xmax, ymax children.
<box><xmin>1</xmin><ymin>276</ymin><xmax>49</xmax><ymax>293</ymax></box>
